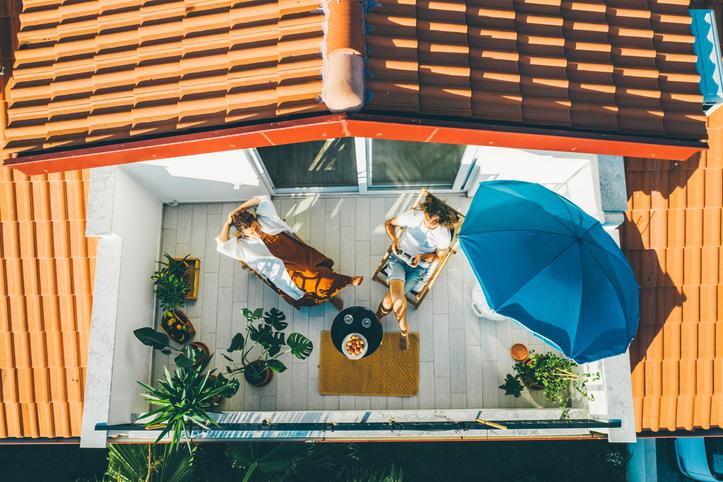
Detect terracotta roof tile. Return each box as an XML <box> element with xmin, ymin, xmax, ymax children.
<box><xmin>624</xmin><ymin>106</ymin><xmax>723</xmax><ymax>432</ymax></box>
<box><xmin>366</xmin><ymin>0</ymin><xmax>706</xmax><ymax>139</ymax></box>
<box><xmin>0</xmin><ymin>0</ymin><xmax>709</xmax><ymax>166</ymax></box>
<box><xmin>0</xmin><ymin>168</ymin><xmax>94</xmax><ymax>438</ymax></box>
<box><xmin>2</xmin><ymin>0</ymin><xmax>326</xmax><ymax>156</ymax></box>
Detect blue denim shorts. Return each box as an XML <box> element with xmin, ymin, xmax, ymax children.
<box><xmin>385</xmin><ymin>253</ymin><xmax>429</xmax><ymax>294</ymax></box>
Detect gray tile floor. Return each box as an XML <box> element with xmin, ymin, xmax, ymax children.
<box><xmin>154</xmin><ymin>194</ymin><xmax>559</xmax><ymax>411</ymax></box>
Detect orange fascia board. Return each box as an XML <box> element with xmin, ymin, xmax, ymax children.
<box><xmin>5</xmin><ymin>114</ymin><xmax>705</xmax><ymax>175</ymax></box>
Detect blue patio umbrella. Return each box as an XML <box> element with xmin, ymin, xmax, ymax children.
<box><xmin>459</xmin><ymin>180</ymin><xmax>639</xmax><ymax>363</ymax></box>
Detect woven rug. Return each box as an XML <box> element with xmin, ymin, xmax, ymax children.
<box><xmin>318</xmin><ymin>331</ymin><xmax>419</xmax><ymax>396</ymax></box>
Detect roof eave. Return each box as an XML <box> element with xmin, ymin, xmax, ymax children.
<box><xmin>3</xmin><ymin>112</ymin><xmax>705</xmax><ymax>175</ymax></box>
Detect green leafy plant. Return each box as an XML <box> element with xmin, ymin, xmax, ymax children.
<box><xmin>137</xmin><ymin>345</ymin><xmax>239</xmax><ymax>450</ymax></box>
<box><xmin>224</xmin><ymin>308</ymin><xmax>313</xmax><ymax>385</ymax></box>
<box><xmin>105</xmin><ymin>443</ymin><xmax>195</xmax><ymax>482</ymax></box>
<box><xmin>226</xmin><ymin>442</ymin><xmax>356</xmax><ymax>482</ymax></box>
<box><xmin>499</xmin><ymin>351</ymin><xmax>600</xmax><ymax>419</ymax></box>
<box><xmin>133</xmin><ymin>327</ymin><xmax>207</xmax><ymax>367</ymax></box>
<box><xmin>152</xmin><ymin>253</ymin><xmax>191</xmax><ymax>312</ymax></box>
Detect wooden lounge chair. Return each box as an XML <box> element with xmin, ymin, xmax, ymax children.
<box><xmin>372</xmin><ymin>189</ymin><xmax>465</xmax><ymax>308</ymax></box>
<box><xmin>238</xmin><ymin>260</ymin><xmax>306</xmax><ymax>309</ymax></box>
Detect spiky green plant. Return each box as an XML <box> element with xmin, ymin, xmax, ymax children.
<box><xmin>136</xmin><ymin>346</ymin><xmax>239</xmax><ymax>450</ymax></box>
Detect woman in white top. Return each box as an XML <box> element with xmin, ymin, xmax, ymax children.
<box><xmin>376</xmin><ymin>195</ymin><xmax>458</xmax><ymax>350</ymax></box>
<box><xmin>217</xmin><ymin>196</ymin><xmax>362</xmax><ymax>309</ymax></box>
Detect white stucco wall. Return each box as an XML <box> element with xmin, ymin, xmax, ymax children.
<box><xmin>120</xmin><ymin>149</ymin><xmax>268</xmax><ymax>203</ymax></box>
<box><xmin>467</xmin><ymin>147</ymin><xmax>604</xmax><ymax>222</ymax></box>
<box><xmin>81</xmin><ymin>167</ymin><xmax>162</xmax><ymax>447</ymax></box>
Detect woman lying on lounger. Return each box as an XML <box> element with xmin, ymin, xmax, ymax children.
<box><xmin>217</xmin><ymin>196</ymin><xmax>362</xmax><ymax>310</ymax></box>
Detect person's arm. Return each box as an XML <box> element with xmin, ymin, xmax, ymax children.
<box><xmin>385</xmin><ymin>218</ymin><xmax>401</xmax><ymax>254</ymax></box>
<box><xmin>218</xmin><ymin>197</ymin><xmax>263</xmax><ymax>241</ymax></box>
<box><xmin>410</xmin><ymin>250</ymin><xmax>444</xmax><ymax>267</ymax></box>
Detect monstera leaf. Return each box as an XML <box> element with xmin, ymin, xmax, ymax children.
<box><xmin>227</xmin><ymin>333</ymin><xmax>245</xmax><ymax>353</ymax></box>
<box><xmin>267</xmin><ymin>332</ymin><xmax>285</xmax><ymax>357</ymax></box>
<box><xmin>249</xmin><ymin>323</ymin><xmax>273</xmax><ymax>347</ymax></box>
<box><xmin>266</xmin><ymin>359</ymin><xmax>287</xmax><ymax>373</ymax></box>
<box><xmin>263</xmin><ymin>308</ymin><xmax>288</xmax><ymax>330</ymax></box>
<box><xmin>287</xmin><ymin>333</ymin><xmax>313</xmax><ymax>360</ymax></box>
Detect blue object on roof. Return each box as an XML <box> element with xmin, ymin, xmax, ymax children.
<box><xmin>690</xmin><ymin>9</ymin><xmax>723</xmax><ymax>113</ymax></box>
<box><xmin>459</xmin><ymin>180</ymin><xmax>639</xmax><ymax>363</ymax></box>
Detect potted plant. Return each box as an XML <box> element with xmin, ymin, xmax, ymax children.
<box><xmin>498</xmin><ymin>350</ymin><xmax>600</xmax><ymax>419</ymax></box>
<box><xmin>162</xmin><ymin>253</ymin><xmax>201</xmax><ymax>301</ymax></box>
<box><xmin>224</xmin><ymin>307</ymin><xmax>313</xmax><ymax>387</ymax></box>
<box><xmin>134</xmin><ymin>327</ymin><xmax>211</xmax><ymax>366</ymax></box>
<box><xmin>152</xmin><ymin>253</ymin><xmax>195</xmax><ymax>343</ymax></box>
<box><xmin>137</xmin><ymin>345</ymin><xmax>239</xmax><ymax>450</ymax></box>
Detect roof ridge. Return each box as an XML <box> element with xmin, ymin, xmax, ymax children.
<box><xmin>321</xmin><ymin>0</ymin><xmax>365</xmax><ymax>112</ymax></box>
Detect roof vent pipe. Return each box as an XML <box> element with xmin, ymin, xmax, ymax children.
<box><xmin>322</xmin><ymin>0</ymin><xmax>365</xmax><ymax>112</ymax></box>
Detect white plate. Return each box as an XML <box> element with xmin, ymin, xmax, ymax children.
<box><xmin>341</xmin><ymin>333</ymin><xmax>368</xmax><ymax>360</ymax></box>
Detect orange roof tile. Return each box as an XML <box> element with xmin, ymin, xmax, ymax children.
<box><xmin>0</xmin><ymin>167</ymin><xmax>95</xmax><ymax>439</ymax></box>
<box><xmin>365</xmin><ymin>0</ymin><xmax>707</xmax><ymax>141</ymax></box>
<box><xmin>624</xmin><ymin>105</ymin><xmax>723</xmax><ymax>433</ymax></box>
<box><xmin>0</xmin><ymin>0</ymin><xmax>708</xmax><ymax>171</ymax></box>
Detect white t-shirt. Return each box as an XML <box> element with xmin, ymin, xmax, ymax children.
<box><xmin>395</xmin><ymin>209</ymin><xmax>452</xmax><ymax>256</ymax></box>
<box><xmin>215</xmin><ymin>196</ymin><xmax>305</xmax><ymax>300</ymax></box>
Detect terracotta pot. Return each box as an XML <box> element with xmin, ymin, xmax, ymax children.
<box><xmin>243</xmin><ymin>360</ymin><xmax>274</xmax><ymax>387</ymax></box>
<box><xmin>189</xmin><ymin>341</ymin><xmax>211</xmax><ymax>367</ymax></box>
<box><xmin>511</xmin><ymin>343</ymin><xmax>529</xmax><ymax>362</ymax></box>
<box><xmin>207</xmin><ymin>375</ymin><xmax>225</xmax><ymax>405</ymax></box>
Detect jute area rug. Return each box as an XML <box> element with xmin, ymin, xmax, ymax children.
<box><xmin>318</xmin><ymin>331</ymin><xmax>419</xmax><ymax>396</ymax></box>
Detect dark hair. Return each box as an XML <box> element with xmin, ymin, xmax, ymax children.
<box><xmin>420</xmin><ymin>195</ymin><xmax>459</xmax><ymax>228</ymax></box>
<box><xmin>231</xmin><ymin>210</ymin><xmax>256</xmax><ymax>237</ymax></box>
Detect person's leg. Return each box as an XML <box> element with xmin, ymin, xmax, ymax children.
<box><xmin>389</xmin><ymin>279</ymin><xmax>409</xmax><ymax>350</ymax></box>
<box><xmin>404</xmin><ymin>264</ymin><xmax>429</xmax><ymax>294</ymax></box>
<box><xmin>377</xmin><ymin>256</ymin><xmax>404</xmax><ymax>319</ymax></box>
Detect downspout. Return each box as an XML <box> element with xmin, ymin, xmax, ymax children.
<box><xmin>322</xmin><ymin>0</ymin><xmax>365</xmax><ymax>112</ymax></box>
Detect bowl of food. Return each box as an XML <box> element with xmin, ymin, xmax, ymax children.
<box><xmin>342</xmin><ymin>333</ymin><xmax>368</xmax><ymax>360</ymax></box>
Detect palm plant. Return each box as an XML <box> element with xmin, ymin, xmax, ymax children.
<box><xmin>137</xmin><ymin>346</ymin><xmax>239</xmax><ymax>449</ymax></box>
<box><xmin>105</xmin><ymin>444</ymin><xmax>194</xmax><ymax>482</ymax></box>
<box><xmin>223</xmin><ymin>308</ymin><xmax>313</xmax><ymax>385</ymax></box>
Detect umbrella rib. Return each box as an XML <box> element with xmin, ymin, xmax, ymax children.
<box><xmin>495</xmin><ymin>237</ymin><xmax>579</xmax><ymax>310</ymax></box>
<box><xmin>579</xmin><ymin>242</ymin><xmax>629</xmax><ymax>323</ymax></box>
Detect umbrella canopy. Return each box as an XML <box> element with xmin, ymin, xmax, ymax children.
<box><xmin>459</xmin><ymin>180</ymin><xmax>639</xmax><ymax>363</ymax></box>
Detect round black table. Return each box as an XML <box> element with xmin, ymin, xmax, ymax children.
<box><xmin>330</xmin><ymin>306</ymin><xmax>383</xmax><ymax>358</ymax></box>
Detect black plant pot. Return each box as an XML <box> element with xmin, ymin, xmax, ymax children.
<box><xmin>244</xmin><ymin>361</ymin><xmax>273</xmax><ymax>387</ymax></box>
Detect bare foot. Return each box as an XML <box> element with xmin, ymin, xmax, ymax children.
<box><xmin>330</xmin><ymin>297</ymin><xmax>344</xmax><ymax>311</ymax></box>
<box><xmin>399</xmin><ymin>332</ymin><xmax>409</xmax><ymax>351</ymax></box>
<box><xmin>352</xmin><ymin>276</ymin><xmax>364</xmax><ymax>286</ymax></box>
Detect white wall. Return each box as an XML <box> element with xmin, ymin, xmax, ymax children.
<box><xmin>81</xmin><ymin>167</ymin><xmax>163</xmax><ymax>447</ymax></box>
<box><xmin>467</xmin><ymin>147</ymin><xmax>604</xmax><ymax>222</ymax></box>
<box><xmin>108</xmin><ymin>169</ymin><xmax>163</xmax><ymax>422</ymax></box>
<box><xmin>121</xmin><ymin>149</ymin><xmax>268</xmax><ymax>203</ymax></box>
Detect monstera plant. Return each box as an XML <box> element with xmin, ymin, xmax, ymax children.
<box><xmin>223</xmin><ymin>308</ymin><xmax>313</xmax><ymax>387</ymax></box>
